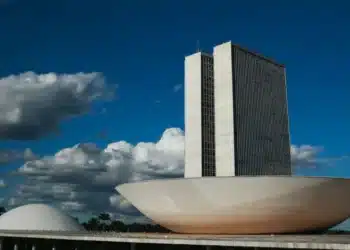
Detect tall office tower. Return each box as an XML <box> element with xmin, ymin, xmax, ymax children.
<box><xmin>214</xmin><ymin>41</ymin><xmax>291</xmax><ymax>176</ymax></box>
<box><xmin>184</xmin><ymin>52</ymin><xmax>215</xmax><ymax>178</ymax></box>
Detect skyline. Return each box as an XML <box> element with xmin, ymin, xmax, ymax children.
<box><xmin>0</xmin><ymin>0</ymin><xmax>349</xmax><ymax>229</ymax></box>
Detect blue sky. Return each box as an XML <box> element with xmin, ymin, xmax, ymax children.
<box><xmin>0</xmin><ymin>0</ymin><xmax>349</xmax><ymax>226</ymax></box>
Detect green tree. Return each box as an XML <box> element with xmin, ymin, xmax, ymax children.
<box><xmin>98</xmin><ymin>213</ymin><xmax>110</xmax><ymax>222</ymax></box>
<box><xmin>98</xmin><ymin>213</ymin><xmax>111</xmax><ymax>231</ymax></box>
<box><xmin>86</xmin><ymin>217</ymin><xmax>100</xmax><ymax>231</ymax></box>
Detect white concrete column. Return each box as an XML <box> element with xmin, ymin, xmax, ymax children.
<box><xmin>52</xmin><ymin>245</ymin><xmax>56</xmax><ymax>250</ymax></box>
<box><xmin>31</xmin><ymin>244</ymin><xmax>36</xmax><ymax>250</ymax></box>
<box><xmin>13</xmin><ymin>244</ymin><xmax>18</xmax><ymax>250</ymax></box>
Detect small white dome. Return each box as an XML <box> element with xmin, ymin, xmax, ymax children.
<box><xmin>0</xmin><ymin>204</ymin><xmax>85</xmax><ymax>231</ymax></box>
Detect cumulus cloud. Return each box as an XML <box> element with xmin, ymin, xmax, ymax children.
<box><xmin>291</xmin><ymin>145</ymin><xmax>322</xmax><ymax>168</ymax></box>
<box><xmin>0</xmin><ymin>71</ymin><xmax>111</xmax><ymax>140</ymax></box>
<box><xmin>4</xmin><ymin>127</ymin><xmax>334</xmax><ymax>222</ymax></box>
<box><xmin>291</xmin><ymin>145</ymin><xmax>347</xmax><ymax>169</ymax></box>
<box><xmin>7</xmin><ymin>128</ymin><xmax>184</xmax><ymax>220</ymax></box>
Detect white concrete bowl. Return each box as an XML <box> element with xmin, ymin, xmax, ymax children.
<box><xmin>0</xmin><ymin>204</ymin><xmax>85</xmax><ymax>231</ymax></box>
<box><xmin>116</xmin><ymin>176</ymin><xmax>350</xmax><ymax>234</ymax></box>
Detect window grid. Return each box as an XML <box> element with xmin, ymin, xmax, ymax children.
<box><xmin>201</xmin><ymin>55</ymin><xmax>216</xmax><ymax>177</ymax></box>
<box><xmin>232</xmin><ymin>46</ymin><xmax>291</xmax><ymax>176</ymax></box>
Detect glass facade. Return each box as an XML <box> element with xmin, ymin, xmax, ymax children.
<box><xmin>200</xmin><ymin>54</ymin><xmax>216</xmax><ymax>177</ymax></box>
<box><xmin>232</xmin><ymin>46</ymin><xmax>292</xmax><ymax>176</ymax></box>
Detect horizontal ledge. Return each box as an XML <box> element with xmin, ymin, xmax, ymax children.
<box><xmin>0</xmin><ymin>231</ymin><xmax>349</xmax><ymax>250</ymax></box>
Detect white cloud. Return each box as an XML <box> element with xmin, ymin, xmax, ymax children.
<box><xmin>173</xmin><ymin>84</ymin><xmax>182</xmax><ymax>93</ymax></box>
<box><xmin>60</xmin><ymin>201</ymin><xmax>86</xmax><ymax>212</ymax></box>
<box><xmin>109</xmin><ymin>194</ymin><xmax>136</xmax><ymax>214</ymax></box>
<box><xmin>0</xmin><ymin>71</ymin><xmax>112</xmax><ymax>140</ymax></box>
<box><xmin>4</xmin><ymin>127</ymin><xmax>334</xmax><ymax>222</ymax></box>
<box><xmin>291</xmin><ymin>145</ymin><xmax>347</xmax><ymax>169</ymax></box>
<box><xmin>8</xmin><ymin>128</ymin><xmax>184</xmax><ymax>220</ymax></box>
<box><xmin>291</xmin><ymin>145</ymin><xmax>322</xmax><ymax>168</ymax></box>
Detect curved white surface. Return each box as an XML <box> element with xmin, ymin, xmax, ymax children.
<box><xmin>0</xmin><ymin>204</ymin><xmax>85</xmax><ymax>231</ymax></box>
<box><xmin>116</xmin><ymin>176</ymin><xmax>350</xmax><ymax>234</ymax></box>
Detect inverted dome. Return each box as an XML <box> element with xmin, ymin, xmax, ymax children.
<box><xmin>0</xmin><ymin>204</ymin><xmax>85</xmax><ymax>231</ymax></box>
<box><xmin>117</xmin><ymin>176</ymin><xmax>350</xmax><ymax>234</ymax></box>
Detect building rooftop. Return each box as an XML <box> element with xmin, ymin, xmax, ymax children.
<box><xmin>216</xmin><ymin>41</ymin><xmax>285</xmax><ymax>68</ymax></box>
<box><xmin>184</xmin><ymin>51</ymin><xmax>213</xmax><ymax>59</ymax></box>
<box><xmin>0</xmin><ymin>204</ymin><xmax>85</xmax><ymax>231</ymax></box>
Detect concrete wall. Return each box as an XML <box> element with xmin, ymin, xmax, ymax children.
<box><xmin>184</xmin><ymin>53</ymin><xmax>203</xmax><ymax>178</ymax></box>
<box><xmin>213</xmin><ymin>42</ymin><xmax>236</xmax><ymax>177</ymax></box>
<box><xmin>185</xmin><ymin>52</ymin><xmax>215</xmax><ymax>178</ymax></box>
<box><xmin>117</xmin><ymin>176</ymin><xmax>350</xmax><ymax>234</ymax></box>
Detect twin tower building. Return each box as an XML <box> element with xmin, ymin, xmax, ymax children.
<box><xmin>184</xmin><ymin>41</ymin><xmax>292</xmax><ymax>178</ymax></box>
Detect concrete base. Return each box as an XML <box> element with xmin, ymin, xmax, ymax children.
<box><xmin>0</xmin><ymin>231</ymin><xmax>349</xmax><ymax>250</ymax></box>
